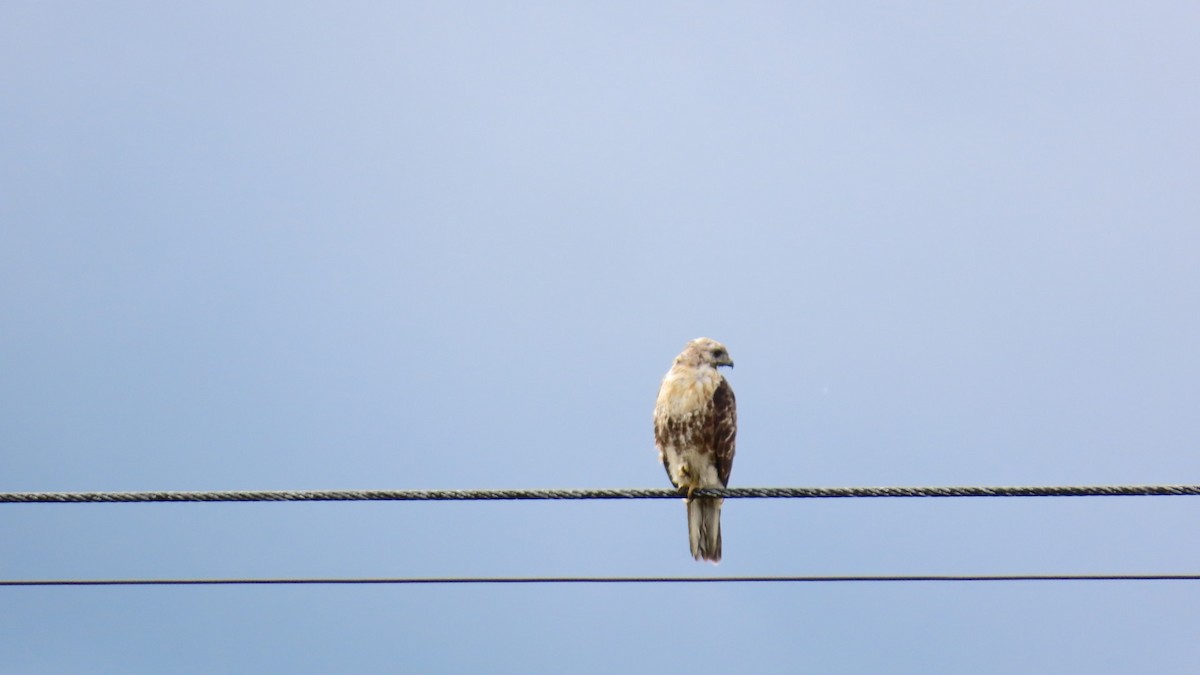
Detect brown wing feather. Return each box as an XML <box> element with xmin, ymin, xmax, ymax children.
<box><xmin>655</xmin><ymin>416</ymin><xmax>675</xmax><ymax>485</ymax></box>
<box><xmin>708</xmin><ymin>378</ymin><xmax>737</xmax><ymax>486</ymax></box>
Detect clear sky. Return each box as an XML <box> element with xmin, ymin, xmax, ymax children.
<box><xmin>2</xmin><ymin>2</ymin><xmax>1199</xmax><ymax>672</ymax></box>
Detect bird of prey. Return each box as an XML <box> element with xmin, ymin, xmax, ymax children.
<box><xmin>654</xmin><ymin>337</ymin><xmax>737</xmax><ymax>562</ymax></box>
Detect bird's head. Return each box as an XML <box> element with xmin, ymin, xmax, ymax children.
<box><xmin>679</xmin><ymin>337</ymin><xmax>734</xmax><ymax>369</ymax></box>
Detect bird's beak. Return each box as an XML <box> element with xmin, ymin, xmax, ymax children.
<box><xmin>720</xmin><ymin>358</ymin><xmax>734</xmax><ymax>369</ymax></box>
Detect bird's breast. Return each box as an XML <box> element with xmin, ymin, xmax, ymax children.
<box><xmin>655</xmin><ymin>368</ymin><xmax>722</xmax><ymax>418</ymax></box>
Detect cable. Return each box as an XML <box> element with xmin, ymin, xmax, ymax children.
<box><xmin>2</xmin><ymin>484</ymin><xmax>1199</xmax><ymax>504</ymax></box>
<box><xmin>3</xmin><ymin>574</ymin><xmax>1198</xmax><ymax>587</ymax></box>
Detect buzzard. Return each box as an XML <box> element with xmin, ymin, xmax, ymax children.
<box><xmin>654</xmin><ymin>337</ymin><xmax>737</xmax><ymax>562</ymax></box>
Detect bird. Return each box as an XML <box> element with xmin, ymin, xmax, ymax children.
<box><xmin>654</xmin><ymin>337</ymin><xmax>737</xmax><ymax>562</ymax></box>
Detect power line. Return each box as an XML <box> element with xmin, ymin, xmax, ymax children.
<box><xmin>2</xmin><ymin>484</ymin><xmax>1199</xmax><ymax>504</ymax></box>
<box><xmin>3</xmin><ymin>574</ymin><xmax>1198</xmax><ymax>587</ymax></box>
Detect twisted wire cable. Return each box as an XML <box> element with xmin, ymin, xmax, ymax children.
<box><xmin>2</xmin><ymin>484</ymin><xmax>1199</xmax><ymax>503</ymax></box>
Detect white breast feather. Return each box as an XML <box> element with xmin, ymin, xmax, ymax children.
<box><xmin>655</xmin><ymin>364</ymin><xmax>720</xmax><ymax>417</ymax></box>
<box><xmin>655</xmin><ymin>363</ymin><xmax>723</xmax><ymax>489</ymax></box>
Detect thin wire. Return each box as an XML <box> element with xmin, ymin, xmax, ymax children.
<box><xmin>3</xmin><ymin>574</ymin><xmax>1198</xmax><ymax>587</ymax></box>
<box><xmin>3</xmin><ymin>484</ymin><xmax>1200</xmax><ymax>504</ymax></box>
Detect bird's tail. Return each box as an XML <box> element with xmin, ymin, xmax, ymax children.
<box><xmin>687</xmin><ymin>496</ymin><xmax>723</xmax><ymax>563</ymax></box>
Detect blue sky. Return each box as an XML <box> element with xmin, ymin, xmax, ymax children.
<box><xmin>2</xmin><ymin>2</ymin><xmax>1199</xmax><ymax>672</ymax></box>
